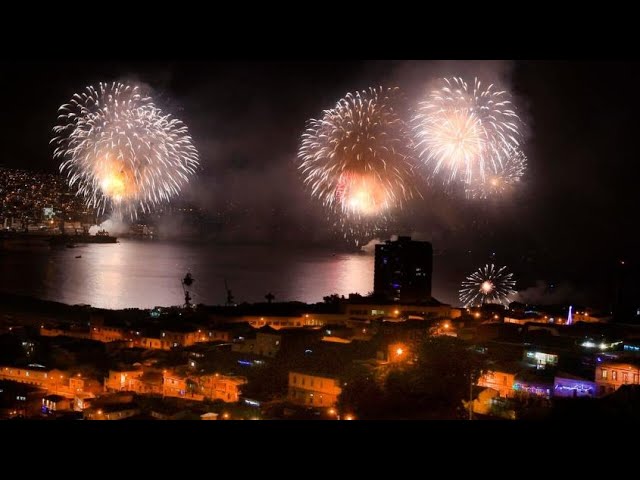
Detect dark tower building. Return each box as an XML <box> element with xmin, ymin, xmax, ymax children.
<box><xmin>374</xmin><ymin>236</ymin><xmax>433</xmax><ymax>303</ymax></box>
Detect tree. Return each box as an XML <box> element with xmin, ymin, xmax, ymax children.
<box><xmin>338</xmin><ymin>336</ymin><xmax>487</xmax><ymax>419</ymax></box>
<box><xmin>265</xmin><ymin>292</ymin><xmax>275</xmax><ymax>304</ymax></box>
<box><xmin>323</xmin><ymin>294</ymin><xmax>341</xmax><ymax>304</ymax></box>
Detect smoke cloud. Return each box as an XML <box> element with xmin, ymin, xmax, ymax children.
<box><xmin>514</xmin><ymin>280</ymin><xmax>587</xmax><ymax>305</ymax></box>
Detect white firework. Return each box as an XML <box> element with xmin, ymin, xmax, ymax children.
<box><xmin>413</xmin><ymin>77</ymin><xmax>523</xmax><ymax>186</ymax></box>
<box><xmin>459</xmin><ymin>263</ymin><xmax>516</xmax><ymax>307</ymax></box>
<box><xmin>52</xmin><ymin>82</ymin><xmax>199</xmax><ymax>219</ymax></box>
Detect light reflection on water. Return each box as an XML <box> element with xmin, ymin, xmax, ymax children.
<box><xmin>0</xmin><ymin>239</ymin><xmax>459</xmax><ymax>309</ymax></box>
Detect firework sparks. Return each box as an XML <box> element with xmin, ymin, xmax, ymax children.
<box><xmin>465</xmin><ymin>148</ymin><xmax>527</xmax><ymax>199</ymax></box>
<box><xmin>297</xmin><ymin>87</ymin><xmax>418</xmax><ymax>238</ymax></box>
<box><xmin>52</xmin><ymin>82</ymin><xmax>199</xmax><ymax>219</ymax></box>
<box><xmin>459</xmin><ymin>263</ymin><xmax>516</xmax><ymax>307</ymax></box>
<box><xmin>412</xmin><ymin>77</ymin><xmax>523</xmax><ymax>186</ymax></box>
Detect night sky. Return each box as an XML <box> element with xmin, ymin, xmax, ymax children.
<box><xmin>1</xmin><ymin>60</ymin><xmax>638</xmax><ymax>310</ymax></box>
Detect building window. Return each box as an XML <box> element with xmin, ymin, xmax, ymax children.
<box><xmin>292</xmin><ymin>375</ymin><xmax>297</xmax><ymax>385</ymax></box>
<box><xmin>612</xmin><ymin>371</ymin><xmax>618</xmax><ymax>381</ymax></box>
<box><xmin>634</xmin><ymin>374</ymin><xmax>639</xmax><ymax>384</ymax></box>
<box><xmin>623</xmin><ymin>372</ymin><xmax>629</xmax><ymax>383</ymax></box>
<box><xmin>601</xmin><ymin>369</ymin><xmax>608</xmax><ymax>379</ymax></box>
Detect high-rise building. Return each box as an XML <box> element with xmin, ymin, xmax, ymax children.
<box><xmin>374</xmin><ymin>236</ymin><xmax>433</xmax><ymax>303</ymax></box>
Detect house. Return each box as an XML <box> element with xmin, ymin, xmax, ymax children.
<box><xmin>42</xmin><ymin>394</ymin><xmax>71</xmax><ymax>413</ymax></box>
<box><xmin>553</xmin><ymin>372</ymin><xmax>596</xmax><ymax>398</ymax></box>
<box><xmin>104</xmin><ymin>368</ymin><xmax>144</xmax><ymax>392</ymax></box>
<box><xmin>162</xmin><ymin>368</ymin><xmax>247</xmax><ymax>403</ymax></box>
<box><xmin>288</xmin><ymin>370</ymin><xmax>343</xmax><ymax>408</ymax></box>
<box><xmin>0</xmin><ymin>380</ymin><xmax>46</xmax><ymax>418</ymax></box>
<box><xmin>513</xmin><ymin>370</ymin><xmax>555</xmax><ymax>399</ymax></box>
<box><xmin>595</xmin><ymin>359</ymin><xmax>640</xmax><ymax>396</ymax></box>
<box><xmin>477</xmin><ymin>363</ymin><xmax>521</xmax><ymax>398</ymax></box>
<box><xmin>84</xmin><ymin>403</ymin><xmax>140</xmax><ymax>420</ymax></box>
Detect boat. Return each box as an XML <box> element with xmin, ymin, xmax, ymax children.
<box><xmin>49</xmin><ymin>230</ymin><xmax>117</xmax><ymax>245</ymax></box>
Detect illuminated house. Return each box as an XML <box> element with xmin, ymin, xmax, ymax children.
<box><xmin>553</xmin><ymin>373</ymin><xmax>596</xmax><ymax>398</ymax></box>
<box><xmin>90</xmin><ymin>325</ymin><xmax>126</xmax><ymax>343</ymax></box>
<box><xmin>42</xmin><ymin>394</ymin><xmax>71</xmax><ymax>413</ymax></box>
<box><xmin>232</xmin><ymin>327</ymin><xmax>321</xmax><ymax>358</ymax></box>
<box><xmin>477</xmin><ymin>364</ymin><xmax>520</xmax><ymax>398</ymax></box>
<box><xmin>84</xmin><ymin>403</ymin><xmax>140</xmax><ymax>420</ymax></box>
<box><xmin>162</xmin><ymin>369</ymin><xmax>247</xmax><ymax>403</ymax></box>
<box><xmin>595</xmin><ymin>360</ymin><xmax>640</xmax><ymax>396</ymax></box>
<box><xmin>40</xmin><ymin>325</ymin><xmax>91</xmax><ymax>340</ymax></box>
<box><xmin>83</xmin><ymin>393</ymin><xmax>139</xmax><ymax>420</ymax></box>
<box><xmin>0</xmin><ymin>365</ymin><xmax>68</xmax><ymax>392</ymax></box>
<box><xmin>232</xmin><ymin>330</ymin><xmax>281</xmax><ymax>357</ymax></box>
<box><xmin>288</xmin><ymin>370</ymin><xmax>343</xmax><ymax>408</ymax></box>
<box><xmin>523</xmin><ymin>350</ymin><xmax>559</xmax><ymax>370</ymax></box>
<box><xmin>466</xmin><ymin>386</ymin><xmax>516</xmax><ymax>420</ymax></box>
<box><xmin>104</xmin><ymin>368</ymin><xmax>144</xmax><ymax>392</ymax></box>
<box><xmin>0</xmin><ymin>380</ymin><xmax>46</xmax><ymax>418</ymax></box>
<box><xmin>241</xmin><ymin>315</ymin><xmax>325</xmax><ymax>329</ymax></box>
<box><xmin>512</xmin><ymin>371</ymin><xmax>554</xmax><ymax>399</ymax></box>
<box><xmin>73</xmin><ymin>392</ymin><xmax>95</xmax><ymax>411</ymax></box>
<box><xmin>345</xmin><ymin>301</ymin><xmax>458</xmax><ymax>322</ymax></box>
<box><xmin>197</xmin><ymin>374</ymin><xmax>246</xmax><ymax>402</ymax></box>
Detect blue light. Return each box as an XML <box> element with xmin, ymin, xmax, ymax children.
<box><xmin>237</xmin><ymin>360</ymin><xmax>253</xmax><ymax>366</ymax></box>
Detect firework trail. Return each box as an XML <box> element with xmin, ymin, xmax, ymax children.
<box><xmin>465</xmin><ymin>148</ymin><xmax>527</xmax><ymax>199</ymax></box>
<box><xmin>413</xmin><ymin>77</ymin><xmax>523</xmax><ymax>186</ymax></box>
<box><xmin>459</xmin><ymin>263</ymin><xmax>516</xmax><ymax>307</ymax></box>
<box><xmin>52</xmin><ymin>82</ymin><xmax>199</xmax><ymax>219</ymax></box>
<box><xmin>297</xmin><ymin>86</ymin><xmax>418</xmax><ymax>239</ymax></box>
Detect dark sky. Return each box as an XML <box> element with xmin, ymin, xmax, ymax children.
<box><xmin>1</xmin><ymin>60</ymin><xmax>639</xmax><ymax>308</ymax></box>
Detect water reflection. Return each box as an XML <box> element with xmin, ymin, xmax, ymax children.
<box><xmin>0</xmin><ymin>239</ymin><xmax>460</xmax><ymax>309</ymax></box>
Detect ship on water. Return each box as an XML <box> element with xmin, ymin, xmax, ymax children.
<box><xmin>0</xmin><ymin>229</ymin><xmax>117</xmax><ymax>250</ymax></box>
<box><xmin>49</xmin><ymin>229</ymin><xmax>118</xmax><ymax>245</ymax></box>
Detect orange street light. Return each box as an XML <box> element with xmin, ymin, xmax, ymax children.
<box><xmin>344</xmin><ymin>414</ymin><xmax>355</xmax><ymax>421</ymax></box>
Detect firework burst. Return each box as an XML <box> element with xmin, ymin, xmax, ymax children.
<box><xmin>297</xmin><ymin>86</ymin><xmax>418</xmax><ymax>239</ymax></box>
<box><xmin>52</xmin><ymin>82</ymin><xmax>199</xmax><ymax>219</ymax></box>
<box><xmin>459</xmin><ymin>263</ymin><xmax>516</xmax><ymax>307</ymax></box>
<box><xmin>412</xmin><ymin>77</ymin><xmax>523</xmax><ymax>186</ymax></box>
<box><xmin>465</xmin><ymin>148</ymin><xmax>527</xmax><ymax>199</ymax></box>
